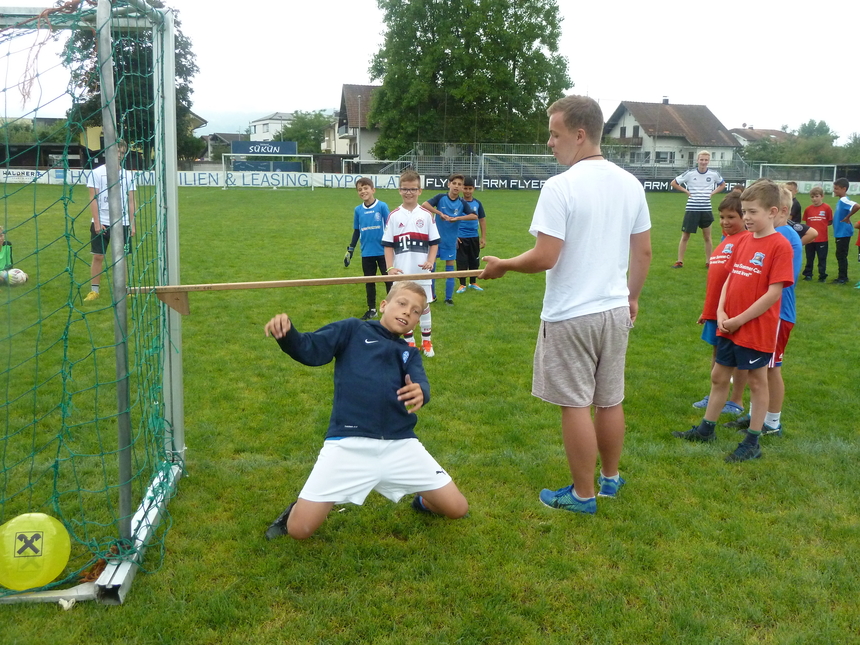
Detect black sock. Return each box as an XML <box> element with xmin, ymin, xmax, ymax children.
<box><xmin>697</xmin><ymin>419</ymin><xmax>717</xmax><ymax>435</ymax></box>
<box><xmin>742</xmin><ymin>429</ymin><xmax>761</xmax><ymax>446</ymax></box>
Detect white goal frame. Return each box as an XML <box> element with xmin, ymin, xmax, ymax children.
<box><xmin>758</xmin><ymin>163</ymin><xmax>837</xmax><ymax>183</ymax></box>
<box><xmin>478</xmin><ymin>153</ymin><xmax>560</xmax><ymax>189</ymax></box>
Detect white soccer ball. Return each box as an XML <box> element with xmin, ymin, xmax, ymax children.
<box><xmin>6</xmin><ymin>268</ymin><xmax>28</xmax><ymax>286</ymax></box>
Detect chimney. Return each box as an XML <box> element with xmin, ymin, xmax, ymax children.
<box><xmin>662</xmin><ymin>97</ymin><xmax>669</xmax><ymax>105</ymax></box>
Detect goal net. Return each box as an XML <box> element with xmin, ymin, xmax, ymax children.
<box><xmin>0</xmin><ymin>0</ymin><xmax>183</xmax><ymax>603</ymax></box>
<box><xmin>478</xmin><ymin>153</ymin><xmax>563</xmax><ymax>189</ymax></box>
<box><xmin>758</xmin><ymin>164</ymin><xmax>837</xmax><ymax>192</ymax></box>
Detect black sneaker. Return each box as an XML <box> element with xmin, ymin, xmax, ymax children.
<box><xmin>818</xmin><ymin>276</ymin><xmax>827</xmax><ymax>283</ymax></box>
<box><xmin>802</xmin><ymin>275</ymin><xmax>812</xmax><ymax>281</ymax></box>
<box><xmin>672</xmin><ymin>426</ymin><xmax>716</xmax><ymax>442</ymax></box>
<box><xmin>265</xmin><ymin>502</ymin><xmax>295</xmax><ymax>540</ymax></box>
<box><xmin>725</xmin><ymin>442</ymin><xmax>762</xmax><ymax>462</ymax></box>
<box><xmin>723</xmin><ymin>413</ymin><xmax>751</xmax><ymax>429</ymax></box>
<box><xmin>761</xmin><ymin>423</ymin><xmax>783</xmax><ymax>437</ymax></box>
<box><xmin>444</xmin><ymin>299</ymin><xmax>454</xmax><ymax>306</ymax></box>
<box><xmin>411</xmin><ymin>495</ymin><xmax>438</xmax><ymax>515</ymax></box>
<box><xmin>360</xmin><ymin>308</ymin><xmax>377</xmax><ymax>320</ymax></box>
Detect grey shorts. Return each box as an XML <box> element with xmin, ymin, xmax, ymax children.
<box><xmin>532</xmin><ymin>307</ymin><xmax>633</xmax><ymax>408</ymax></box>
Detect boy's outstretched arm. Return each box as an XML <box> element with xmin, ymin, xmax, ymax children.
<box><xmin>264</xmin><ymin>313</ymin><xmax>292</xmax><ymax>339</ymax></box>
<box><xmin>480</xmin><ymin>232</ymin><xmax>563</xmax><ymax>279</ymax></box>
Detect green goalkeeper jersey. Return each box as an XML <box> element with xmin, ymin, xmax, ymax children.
<box><xmin>0</xmin><ymin>242</ymin><xmax>12</xmax><ymax>271</ymax></box>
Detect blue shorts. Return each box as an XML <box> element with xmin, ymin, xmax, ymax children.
<box><xmin>700</xmin><ymin>319</ymin><xmax>718</xmax><ymax>346</ymax></box>
<box><xmin>437</xmin><ymin>246</ymin><xmax>456</xmax><ymax>262</ymax></box>
<box><xmin>715</xmin><ymin>336</ymin><xmax>771</xmax><ymax>370</ymax></box>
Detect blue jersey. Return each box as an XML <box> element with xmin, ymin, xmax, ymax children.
<box><xmin>833</xmin><ymin>196</ymin><xmax>857</xmax><ymax>238</ymax></box>
<box><xmin>353</xmin><ymin>199</ymin><xmax>389</xmax><ymax>257</ymax></box>
<box><xmin>426</xmin><ymin>193</ymin><xmax>473</xmax><ymax>250</ymax></box>
<box><xmin>775</xmin><ymin>224</ymin><xmax>802</xmax><ymax>324</ymax></box>
<box><xmin>458</xmin><ymin>198</ymin><xmax>485</xmax><ymax>237</ymax></box>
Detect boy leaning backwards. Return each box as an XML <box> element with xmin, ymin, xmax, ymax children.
<box><xmin>674</xmin><ymin>179</ymin><xmax>794</xmax><ymax>463</ymax></box>
<box><xmin>264</xmin><ymin>280</ymin><xmax>468</xmax><ymax>541</ymax></box>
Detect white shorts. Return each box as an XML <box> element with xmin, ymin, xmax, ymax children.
<box><xmin>298</xmin><ymin>437</ymin><xmax>452</xmax><ymax>505</ymax></box>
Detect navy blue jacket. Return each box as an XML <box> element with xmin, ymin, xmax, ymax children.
<box><xmin>275</xmin><ymin>318</ymin><xmax>429</xmax><ymax>440</ymax></box>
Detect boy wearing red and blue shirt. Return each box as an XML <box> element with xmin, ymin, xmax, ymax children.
<box><xmin>675</xmin><ymin>180</ymin><xmax>794</xmax><ymax>462</ymax></box>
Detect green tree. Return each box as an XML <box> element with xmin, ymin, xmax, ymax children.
<box><xmin>62</xmin><ymin>0</ymin><xmax>199</xmax><ymax>165</ymax></box>
<box><xmin>369</xmin><ymin>0</ymin><xmax>571</xmax><ymax>158</ymax></box>
<box><xmin>274</xmin><ymin>111</ymin><xmax>331</xmax><ymax>154</ymax></box>
<box><xmin>796</xmin><ymin>119</ymin><xmax>836</xmax><ymax>140</ymax></box>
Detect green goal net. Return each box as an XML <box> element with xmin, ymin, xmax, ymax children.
<box><xmin>0</xmin><ymin>0</ymin><xmax>183</xmax><ymax>604</ymax></box>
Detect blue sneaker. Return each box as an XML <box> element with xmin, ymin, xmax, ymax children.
<box><xmin>722</xmin><ymin>401</ymin><xmax>744</xmax><ymax>415</ymax></box>
<box><xmin>725</xmin><ymin>442</ymin><xmax>762</xmax><ymax>462</ymax></box>
<box><xmin>692</xmin><ymin>395</ymin><xmax>709</xmax><ymax>409</ymax></box>
<box><xmin>468</xmin><ymin>283</ymin><xmax>484</xmax><ymax>291</ymax></box>
<box><xmin>762</xmin><ymin>423</ymin><xmax>782</xmax><ymax>437</ymax></box>
<box><xmin>539</xmin><ymin>485</ymin><xmax>596</xmax><ymax>514</ymax></box>
<box><xmin>597</xmin><ymin>475</ymin><xmax>625</xmax><ymax>498</ymax></box>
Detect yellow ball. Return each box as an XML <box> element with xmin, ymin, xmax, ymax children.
<box><xmin>0</xmin><ymin>513</ymin><xmax>71</xmax><ymax>591</ymax></box>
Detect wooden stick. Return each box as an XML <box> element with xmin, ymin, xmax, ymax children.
<box><xmin>128</xmin><ymin>270</ymin><xmax>484</xmax><ymax>316</ymax></box>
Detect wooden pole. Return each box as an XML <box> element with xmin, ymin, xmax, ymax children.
<box><xmin>129</xmin><ymin>270</ymin><xmax>485</xmax><ymax>315</ymax></box>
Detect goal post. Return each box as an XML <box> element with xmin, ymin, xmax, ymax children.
<box><xmin>0</xmin><ymin>0</ymin><xmax>183</xmax><ymax>604</ymax></box>
<box><xmin>758</xmin><ymin>164</ymin><xmax>837</xmax><ymax>192</ymax></box>
<box><xmin>478</xmin><ymin>153</ymin><xmax>562</xmax><ymax>189</ymax></box>
<box><xmin>221</xmin><ymin>153</ymin><xmax>316</xmax><ymax>190</ymax></box>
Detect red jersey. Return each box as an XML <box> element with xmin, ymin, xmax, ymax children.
<box><xmin>702</xmin><ymin>230</ymin><xmax>749</xmax><ymax>320</ymax></box>
<box><xmin>718</xmin><ymin>232</ymin><xmax>795</xmax><ymax>353</ymax></box>
<box><xmin>802</xmin><ymin>203</ymin><xmax>833</xmax><ymax>243</ymax></box>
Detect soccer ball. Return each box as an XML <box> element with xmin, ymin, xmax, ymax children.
<box><xmin>4</xmin><ymin>268</ymin><xmax>28</xmax><ymax>286</ymax></box>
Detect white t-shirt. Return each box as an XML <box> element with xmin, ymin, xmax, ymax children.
<box><xmin>381</xmin><ymin>205</ymin><xmax>440</xmax><ymax>286</ymax></box>
<box><xmin>674</xmin><ymin>167</ymin><xmax>724</xmax><ymax>211</ymax></box>
<box><xmin>529</xmin><ymin>160</ymin><xmax>651</xmax><ymax>322</ymax></box>
<box><xmin>86</xmin><ymin>164</ymin><xmax>136</xmax><ymax>226</ymax></box>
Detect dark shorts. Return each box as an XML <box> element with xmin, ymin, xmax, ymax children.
<box><xmin>90</xmin><ymin>223</ymin><xmax>130</xmax><ymax>256</ymax></box>
<box><xmin>456</xmin><ymin>236</ymin><xmax>481</xmax><ymax>270</ymax></box>
<box><xmin>682</xmin><ymin>210</ymin><xmax>714</xmax><ymax>234</ymax></box>
<box><xmin>715</xmin><ymin>336</ymin><xmax>771</xmax><ymax>371</ymax></box>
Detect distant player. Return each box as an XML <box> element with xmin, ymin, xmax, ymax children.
<box><xmin>670</xmin><ymin>151</ymin><xmax>725</xmax><ymax>268</ymax></box>
<box><xmin>421</xmin><ymin>173</ymin><xmax>476</xmax><ymax>305</ymax></box>
<box><xmin>801</xmin><ymin>186</ymin><xmax>833</xmax><ymax>282</ymax></box>
<box><xmin>263</xmin><ymin>280</ymin><xmax>468</xmax><ymax>541</ymax></box>
<box><xmin>345</xmin><ymin>177</ymin><xmax>390</xmax><ymax>320</ymax></box>
<box><xmin>84</xmin><ymin>140</ymin><xmax>136</xmax><ymax>302</ymax></box>
<box><xmin>383</xmin><ymin>170</ymin><xmax>439</xmax><ymax>357</ymax></box>
<box><xmin>832</xmin><ymin>177</ymin><xmax>859</xmax><ymax>285</ymax></box>
<box><xmin>455</xmin><ymin>176</ymin><xmax>487</xmax><ymax>293</ymax></box>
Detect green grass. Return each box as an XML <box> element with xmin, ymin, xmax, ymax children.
<box><xmin>2</xmin><ymin>186</ymin><xmax>859</xmax><ymax>644</ymax></box>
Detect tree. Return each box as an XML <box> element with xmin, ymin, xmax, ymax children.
<box><xmin>796</xmin><ymin>119</ymin><xmax>836</xmax><ymax>140</ymax></box>
<box><xmin>62</xmin><ymin>0</ymin><xmax>199</xmax><ymax>165</ymax></box>
<box><xmin>274</xmin><ymin>111</ymin><xmax>331</xmax><ymax>154</ymax></box>
<box><xmin>369</xmin><ymin>0</ymin><xmax>571</xmax><ymax>158</ymax></box>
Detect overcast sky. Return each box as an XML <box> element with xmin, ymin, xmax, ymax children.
<box><xmin>3</xmin><ymin>0</ymin><xmax>858</xmax><ymax>143</ymax></box>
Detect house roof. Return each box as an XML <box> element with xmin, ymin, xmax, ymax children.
<box><xmin>207</xmin><ymin>133</ymin><xmax>248</xmax><ymax>144</ymax></box>
<box><xmin>606</xmin><ymin>101</ymin><xmax>738</xmax><ymax>148</ymax></box>
<box><xmin>251</xmin><ymin>112</ymin><xmax>294</xmax><ymax>124</ymax></box>
<box><xmin>339</xmin><ymin>84</ymin><xmax>381</xmax><ymax>129</ymax></box>
<box><xmin>729</xmin><ymin>128</ymin><xmax>792</xmax><ymax>144</ymax></box>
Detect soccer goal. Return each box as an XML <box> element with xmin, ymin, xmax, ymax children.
<box><xmin>478</xmin><ymin>153</ymin><xmax>563</xmax><ymax>189</ymax></box>
<box><xmin>222</xmin><ymin>152</ymin><xmax>315</xmax><ymax>190</ymax></box>
<box><xmin>758</xmin><ymin>164</ymin><xmax>837</xmax><ymax>192</ymax></box>
<box><xmin>0</xmin><ymin>0</ymin><xmax>183</xmax><ymax>604</ymax></box>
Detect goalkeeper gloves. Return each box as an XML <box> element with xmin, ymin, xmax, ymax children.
<box><xmin>344</xmin><ymin>246</ymin><xmax>354</xmax><ymax>268</ymax></box>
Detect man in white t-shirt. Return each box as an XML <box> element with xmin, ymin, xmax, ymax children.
<box><xmin>84</xmin><ymin>141</ymin><xmax>136</xmax><ymax>302</ymax></box>
<box><xmin>481</xmin><ymin>95</ymin><xmax>652</xmax><ymax>515</ymax></box>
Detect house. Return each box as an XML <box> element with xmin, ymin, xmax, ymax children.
<box><xmin>203</xmin><ymin>132</ymin><xmax>248</xmax><ymax>161</ymax></box>
<box><xmin>730</xmin><ymin>127</ymin><xmax>793</xmax><ymax>147</ymax></box>
<box><xmin>337</xmin><ymin>84</ymin><xmax>381</xmax><ymax>161</ymax></box>
<box><xmin>603</xmin><ymin>99</ymin><xmax>739</xmax><ymax>169</ymax></box>
<box><xmin>249</xmin><ymin>112</ymin><xmax>293</xmax><ymax>142</ymax></box>
<box><xmin>322</xmin><ymin>114</ymin><xmax>350</xmax><ymax>155</ymax></box>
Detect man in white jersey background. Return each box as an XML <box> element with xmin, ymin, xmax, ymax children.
<box><xmin>670</xmin><ymin>151</ymin><xmax>725</xmax><ymax>269</ymax></box>
<box><xmin>481</xmin><ymin>95</ymin><xmax>652</xmax><ymax>515</ymax></box>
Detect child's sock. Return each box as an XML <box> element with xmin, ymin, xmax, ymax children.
<box><xmin>765</xmin><ymin>412</ymin><xmax>781</xmax><ymax>428</ymax></box>
<box><xmin>404</xmin><ymin>331</ymin><xmax>415</xmax><ymax>346</ymax></box>
<box><xmin>572</xmin><ymin>489</ymin><xmax>595</xmax><ymax>502</ymax></box>
<box><xmin>421</xmin><ymin>327</ymin><xmax>431</xmax><ymax>344</ymax></box>
<box><xmin>742</xmin><ymin>428</ymin><xmax>762</xmax><ymax>446</ymax></box>
<box><xmin>445</xmin><ymin>265</ymin><xmax>455</xmax><ymax>300</ymax></box>
<box><xmin>600</xmin><ymin>471</ymin><xmax>620</xmax><ymax>483</ymax></box>
<box><xmin>91</xmin><ymin>284</ymin><xmax>100</xmax><ymax>294</ymax></box>
<box><xmin>697</xmin><ymin>419</ymin><xmax>717</xmax><ymax>436</ymax></box>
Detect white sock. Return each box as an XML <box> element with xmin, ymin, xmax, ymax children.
<box><xmin>572</xmin><ymin>489</ymin><xmax>595</xmax><ymax>502</ymax></box>
<box><xmin>92</xmin><ymin>284</ymin><xmax>100</xmax><ymax>293</ymax></box>
<box><xmin>765</xmin><ymin>412</ymin><xmax>781</xmax><ymax>428</ymax></box>
<box><xmin>600</xmin><ymin>471</ymin><xmax>620</xmax><ymax>482</ymax></box>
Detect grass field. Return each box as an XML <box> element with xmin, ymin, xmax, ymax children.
<box><xmin>2</xmin><ymin>185</ymin><xmax>859</xmax><ymax>644</ymax></box>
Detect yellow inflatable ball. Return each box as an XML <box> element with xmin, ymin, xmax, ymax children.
<box><xmin>0</xmin><ymin>513</ymin><xmax>71</xmax><ymax>591</ymax></box>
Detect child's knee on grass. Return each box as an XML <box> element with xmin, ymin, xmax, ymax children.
<box><xmin>420</xmin><ymin>483</ymin><xmax>469</xmax><ymax>519</ymax></box>
<box><xmin>287</xmin><ymin>499</ymin><xmax>334</xmax><ymax>540</ymax></box>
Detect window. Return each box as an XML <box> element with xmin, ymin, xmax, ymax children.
<box><xmin>619</xmin><ymin>126</ymin><xmax>627</xmax><ymax>138</ymax></box>
<box><xmin>632</xmin><ymin>125</ymin><xmax>640</xmax><ymax>138</ymax></box>
<box><xmin>251</xmin><ymin>125</ymin><xmax>256</xmax><ymax>134</ymax></box>
<box><xmin>263</xmin><ymin>124</ymin><xmax>269</xmax><ymax>133</ymax></box>
<box><xmin>656</xmin><ymin>151</ymin><xmax>675</xmax><ymax>164</ymax></box>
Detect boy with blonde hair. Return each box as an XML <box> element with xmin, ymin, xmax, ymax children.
<box><xmin>670</xmin><ymin>150</ymin><xmax>725</xmax><ymax>268</ymax></box>
<box><xmin>674</xmin><ymin>179</ymin><xmax>794</xmax><ymax>462</ymax></box>
<box><xmin>263</xmin><ymin>280</ymin><xmax>468</xmax><ymax>541</ymax></box>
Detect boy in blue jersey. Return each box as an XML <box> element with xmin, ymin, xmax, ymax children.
<box><xmin>264</xmin><ymin>280</ymin><xmax>469</xmax><ymax>541</ymax></box>
<box><xmin>345</xmin><ymin>177</ymin><xmax>390</xmax><ymax>319</ymax></box>
<box><xmin>832</xmin><ymin>177</ymin><xmax>859</xmax><ymax>285</ymax></box>
<box><xmin>670</xmin><ymin>151</ymin><xmax>725</xmax><ymax>268</ymax></box>
<box><xmin>455</xmin><ymin>176</ymin><xmax>487</xmax><ymax>293</ymax></box>
<box><xmin>422</xmin><ymin>173</ymin><xmax>477</xmax><ymax>305</ymax></box>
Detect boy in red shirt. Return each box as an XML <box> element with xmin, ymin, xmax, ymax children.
<box><xmin>674</xmin><ymin>180</ymin><xmax>794</xmax><ymax>462</ymax></box>
<box><xmin>801</xmin><ymin>186</ymin><xmax>833</xmax><ymax>282</ymax></box>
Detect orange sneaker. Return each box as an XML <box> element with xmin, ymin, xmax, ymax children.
<box><xmin>422</xmin><ymin>340</ymin><xmax>434</xmax><ymax>357</ymax></box>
